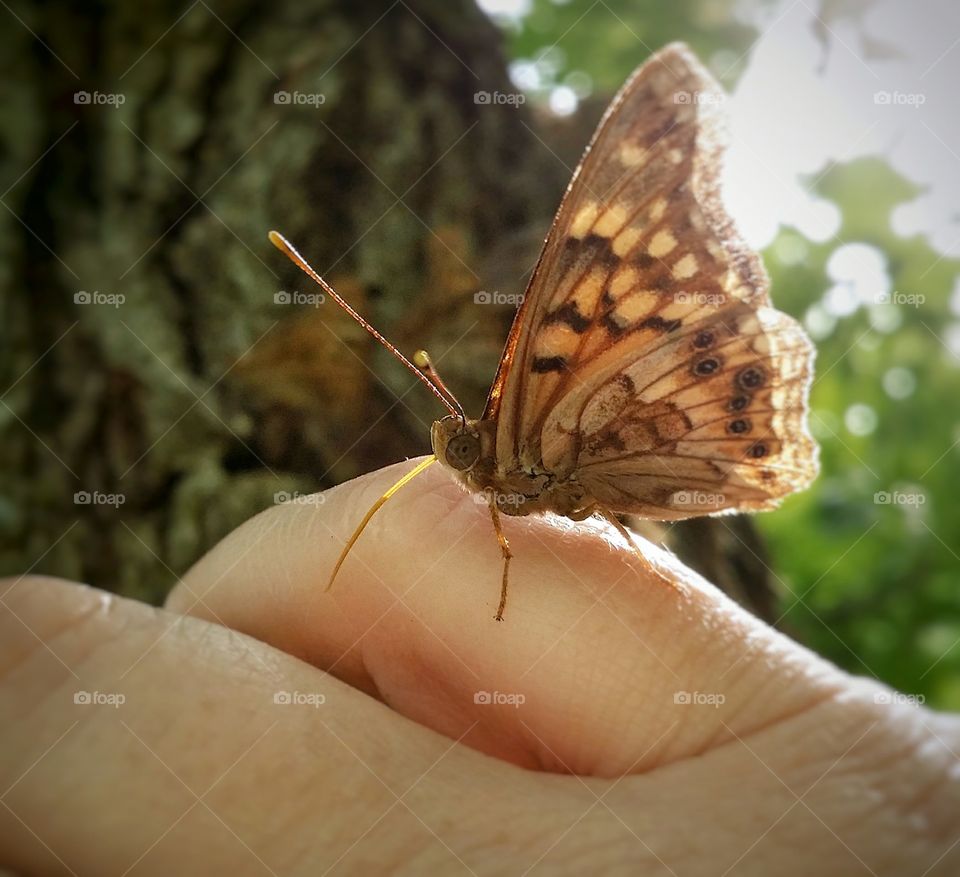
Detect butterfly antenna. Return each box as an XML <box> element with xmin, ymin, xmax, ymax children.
<box><xmin>268</xmin><ymin>230</ymin><xmax>459</xmax><ymax>419</ymax></box>
<box><xmin>413</xmin><ymin>350</ymin><xmax>467</xmax><ymax>424</ymax></box>
<box><xmin>326</xmin><ymin>456</ymin><xmax>438</xmax><ymax>590</ymax></box>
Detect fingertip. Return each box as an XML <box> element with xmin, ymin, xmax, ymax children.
<box><xmin>170</xmin><ymin>454</ymin><xmax>697</xmax><ymax>655</ymax></box>
<box><xmin>0</xmin><ymin>576</ymin><xmax>121</xmax><ymax>671</ymax></box>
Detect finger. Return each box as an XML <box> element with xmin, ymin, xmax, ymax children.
<box><xmin>5</xmin><ymin>578</ymin><xmax>954</xmax><ymax>877</ymax></box>
<box><xmin>0</xmin><ymin>575</ymin><xmax>534</xmax><ymax>874</ymax></box>
<box><xmin>167</xmin><ymin>458</ymin><xmax>848</xmax><ymax>776</ymax></box>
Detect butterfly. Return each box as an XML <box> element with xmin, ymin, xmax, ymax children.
<box><xmin>269</xmin><ymin>42</ymin><xmax>818</xmax><ymax>621</ymax></box>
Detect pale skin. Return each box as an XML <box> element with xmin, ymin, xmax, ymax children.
<box><xmin>1</xmin><ymin>459</ymin><xmax>958</xmax><ymax>875</ymax></box>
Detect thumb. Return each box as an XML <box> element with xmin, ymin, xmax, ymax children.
<box><xmin>167</xmin><ymin>457</ymin><xmax>848</xmax><ymax>776</ymax></box>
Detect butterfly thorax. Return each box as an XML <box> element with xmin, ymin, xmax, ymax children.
<box><xmin>430</xmin><ymin>415</ymin><xmax>591</xmax><ymax>518</ymax></box>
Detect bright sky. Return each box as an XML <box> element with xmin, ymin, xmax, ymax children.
<box><xmin>724</xmin><ymin>0</ymin><xmax>960</xmax><ymax>257</ymax></box>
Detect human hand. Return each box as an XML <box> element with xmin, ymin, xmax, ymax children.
<box><xmin>1</xmin><ymin>458</ymin><xmax>958</xmax><ymax>875</ymax></box>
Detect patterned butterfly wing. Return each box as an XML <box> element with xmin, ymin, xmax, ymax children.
<box><xmin>482</xmin><ymin>43</ymin><xmax>818</xmax><ymax>519</ymax></box>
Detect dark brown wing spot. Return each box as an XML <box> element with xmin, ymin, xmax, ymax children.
<box><xmin>586</xmin><ymin>429</ymin><xmax>627</xmax><ymax>454</ymax></box>
<box><xmin>650</xmin><ymin>272</ymin><xmax>672</xmax><ymax>291</ymax></box>
<box><xmin>641</xmin><ymin>316</ymin><xmax>682</xmax><ymax>333</ymax></box>
<box><xmin>581</xmin><ymin>233</ymin><xmax>618</xmax><ymax>269</ymax></box>
<box><xmin>532</xmin><ymin>356</ymin><xmax>568</xmax><ymax>374</ymax></box>
<box><xmin>603</xmin><ymin>312</ymin><xmax>628</xmax><ymax>337</ymax></box>
<box><xmin>559</xmin><ymin>233</ymin><xmax>617</xmax><ymax>272</ymax></box>
<box><xmin>737</xmin><ymin>366</ymin><xmax>766</xmax><ymax>391</ymax></box>
<box><xmin>728</xmin><ymin>418</ymin><xmax>751</xmax><ymax>434</ymax></box>
<box><xmin>729</xmin><ymin>394</ymin><xmax>751</xmax><ymax>412</ymax></box>
<box><xmin>692</xmin><ymin>356</ymin><xmax>721</xmax><ymax>377</ymax></box>
<box><xmin>544</xmin><ymin>301</ymin><xmax>591</xmax><ymax>334</ymax></box>
<box><xmin>693</xmin><ymin>330</ymin><xmax>715</xmax><ymax>349</ymax></box>
<box><xmin>747</xmin><ymin>441</ymin><xmax>768</xmax><ymax>459</ymax></box>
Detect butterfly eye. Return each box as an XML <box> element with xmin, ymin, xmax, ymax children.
<box><xmin>445</xmin><ymin>433</ymin><xmax>481</xmax><ymax>471</ymax></box>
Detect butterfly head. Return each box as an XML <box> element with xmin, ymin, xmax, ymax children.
<box><xmin>431</xmin><ymin>416</ymin><xmax>484</xmax><ymax>472</ymax></box>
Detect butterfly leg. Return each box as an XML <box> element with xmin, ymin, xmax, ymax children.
<box><xmin>487</xmin><ymin>499</ymin><xmax>513</xmax><ymax>622</ymax></box>
<box><xmin>596</xmin><ymin>507</ymin><xmax>684</xmax><ymax>595</ymax></box>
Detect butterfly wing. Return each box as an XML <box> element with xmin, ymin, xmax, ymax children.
<box><xmin>483</xmin><ymin>43</ymin><xmax>817</xmax><ymax>518</ymax></box>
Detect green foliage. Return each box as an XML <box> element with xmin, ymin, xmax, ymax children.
<box><xmin>764</xmin><ymin>157</ymin><xmax>960</xmax><ymax>709</ymax></box>
<box><xmin>506</xmin><ymin>0</ymin><xmax>755</xmax><ymax>92</ymax></box>
<box><xmin>496</xmin><ymin>0</ymin><xmax>960</xmax><ymax>708</ymax></box>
